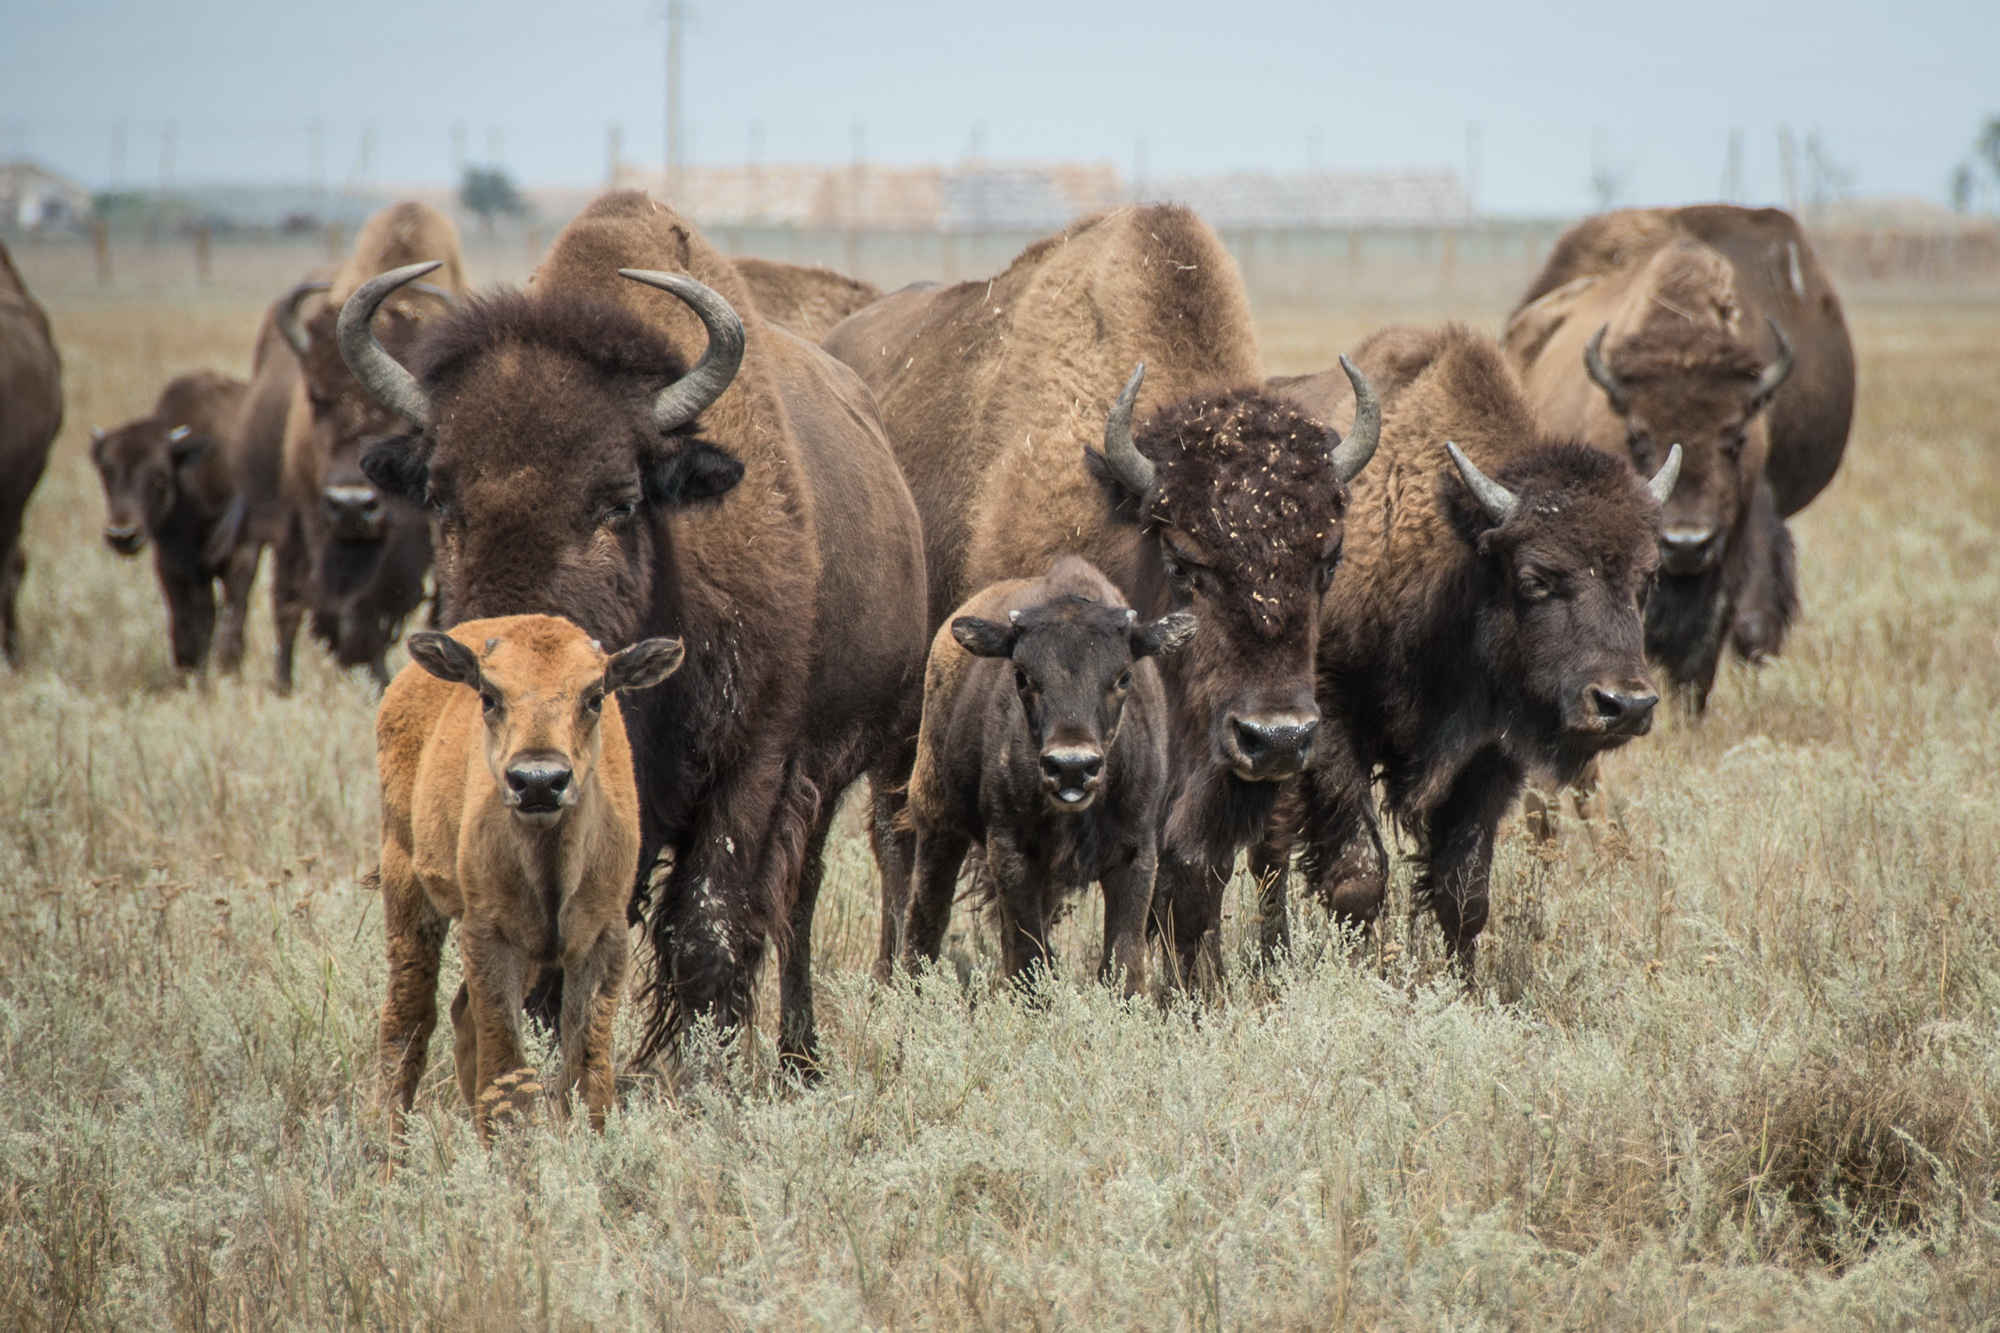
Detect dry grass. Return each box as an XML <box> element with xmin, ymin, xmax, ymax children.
<box><xmin>2</xmin><ymin>244</ymin><xmax>1998</xmax><ymax>1328</ymax></box>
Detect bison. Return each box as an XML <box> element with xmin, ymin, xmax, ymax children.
<box><xmin>1504</xmin><ymin>205</ymin><xmax>1854</xmax><ymax>708</ymax></box>
<box><xmin>271</xmin><ymin>202</ymin><xmax>463</xmax><ymax>689</ymax></box>
<box><xmin>340</xmin><ymin>190</ymin><xmax>928</xmax><ymax>1071</ymax></box>
<box><xmin>823</xmin><ymin>204</ymin><xmax>1379</xmax><ymax>984</ymax></box>
<box><xmin>0</xmin><ymin>239</ymin><xmax>63</xmax><ymax>666</ymax></box>
<box><xmin>1266</xmin><ymin>325</ymin><xmax>1676</xmax><ymax>973</ymax></box>
<box><xmin>900</xmin><ymin>556</ymin><xmax>1193</xmax><ymax>994</ymax></box>
<box><xmin>375</xmin><ymin>613</ymin><xmax>682</xmax><ymax>1139</ymax></box>
<box><xmin>731</xmin><ymin>256</ymin><xmax>880</xmax><ymax>340</ymax></box>
<box><xmin>89</xmin><ymin>371</ymin><xmax>257</xmax><ymax>671</ymax></box>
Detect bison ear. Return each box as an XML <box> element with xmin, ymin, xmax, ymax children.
<box><xmin>604</xmin><ymin>636</ymin><xmax>686</xmax><ymax>694</ymax></box>
<box><xmin>406</xmin><ymin>630</ymin><xmax>481</xmax><ymax>686</ymax></box>
<box><xmin>1133</xmin><ymin>611</ymin><xmax>1197</xmax><ymax>659</ymax></box>
<box><xmin>361</xmin><ymin>439</ymin><xmax>428</xmax><ymax>504</ymax></box>
<box><xmin>166</xmin><ymin>425</ymin><xmax>211</xmax><ymax>469</ymax></box>
<box><xmin>644</xmin><ymin>442</ymin><xmax>744</xmax><ymax>509</ymax></box>
<box><xmin>950</xmin><ymin>616</ymin><xmax>1018</xmax><ymax>659</ymax></box>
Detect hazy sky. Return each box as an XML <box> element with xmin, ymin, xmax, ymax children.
<box><xmin>3</xmin><ymin>0</ymin><xmax>1991</xmax><ymax>216</ymax></box>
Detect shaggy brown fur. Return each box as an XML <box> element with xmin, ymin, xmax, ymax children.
<box><xmin>360</xmin><ymin>191</ymin><xmax>927</xmax><ymax>1069</ymax></box>
<box><xmin>826</xmin><ymin>206</ymin><xmax>1363</xmax><ymax>984</ymax></box>
<box><xmin>374</xmin><ymin>614</ymin><xmax>680</xmax><ymax>1140</ymax></box>
<box><xmin>274</xmin><ymin>203</ymin><xmax>464</xmax><ymax>691</ymax></box>
<box><xmin>90</xmin><ymin>372</ymin><xmax>256</xmax><ymax>670</ymax></box>
<box><xmin>0</xmin><ymin>240</ymin><xmax>63</xmax><ymax>666</ymax></box>
<box><xmin>731</xmin><ymin>256</ymin><xmax>880</xmax><ymax>339</ymax></box>
<box><xmin>901</xmin><ymin>556</ymin><xmax>1187</xmax><ymax>993</ymax></box>
<box><xmin>1263</xmin><ymin>325</ymin><xmax>1664</xmax><ymax>974</ymax></box>
<box><xmin>1505</xmin><ymin>206</ymin><xmax>1854</xmax><ymax>706</ymax></box>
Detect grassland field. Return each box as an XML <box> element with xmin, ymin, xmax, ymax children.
<box><xmin>2</xmin><ymin>239</ymin><xmax>1997</xmax><ymax>1329</ymax></box>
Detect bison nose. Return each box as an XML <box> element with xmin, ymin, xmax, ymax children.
<box><xmin>504</xmin><ymin>760</ymin><xmax>573</xmax><ymax>814</ymax></box>
<box><xmin>323</xmin><ymin>484</ymin><xmax>386</xmax><ymax>539</ymax></box>
<box><xmin>1226</xmin><ymin>711</ymin><xmax>1319</xmax><ymax>780</ymax></box>
<box><xmin>1586</xmin><ymin>684</ymin><xmax>1658</xmax><ymax>736</ymax></box>
<box><xmin>1659</xmin><ymin>525</ymin><xmax>1717</xmax><ymax>575</ymax></box>
<box><xmin>102</xmin><ymin>524</ymin><xmax>144</xmax><ymax>555</ymax></box>
<box><xmin>1040</xmin><ymin>747</ymin><xmax>1104</xmax><ymax>805</ymax></box>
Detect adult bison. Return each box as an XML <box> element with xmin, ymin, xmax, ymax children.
<box><xmin>1267</xmin><ymin>325</ymin><xmax>1675</xmax><ymax>974</ymax></box>
<box><xmin>90</xmin><ymin>371</ymin><xmax>256</xmax><ymax>671</ymax></box>
<box><xmin>341</xmin><ymin>190</ymin><xmax>927</xmax><ymax>1070</ymax></box>
<box><xmin>1504</xmin><ymin>205</ymin><xmax>1854</xmax><ymax>708</ymax></box>
<box><xmin>271</xmin><ymin>202</ymin><xmax>462</xmax><ymax>689</ymax></box>
<box><xmin>824</xmin><ymin>204</ymin><xmax>1379</xmax><ymax>984</ymax></box>
<box><xmin>0</xmin><ymin>239</ymin><xmax>63</xmax><ymax>666</ymax></box>
<box><xmin>732</xmin><ymin>256</ymin><xmax>879</xmax><ymax>339</ymax></box>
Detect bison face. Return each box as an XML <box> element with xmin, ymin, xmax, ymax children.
<box><xmin>954</xmin><ymin>598</ymin><xmax>1195</xmax><ymax>812</ymax></box>
<box><xmin>1585</xmin><ymin>321</ymin><xmax>1792</xmax><ymax>578</ymax></box>
<box><xmin>89</xmin><ymin>420</ymin><xmax>209</xmax><ymax>554</ymax></box>
<box><xmin>1447</xmin><ymin>442</ymin><xmax>1665</xmax><ymax>764</ymax></box>
<box><xmin>407</xmin><ymin>625</ymin><xmax>683</xmax><ymax>828</ymax></box>
<box><xmin>1089</xmin><ymin>381</ymin><xmax>1375</xmax><ymax>793</ymax></box>
<box><xmin>289</xmin><ymin>303</ymin><xmax>437</xmax><ymax>502</ymax></box>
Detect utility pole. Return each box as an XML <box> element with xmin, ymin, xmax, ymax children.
<box><xmin>664</xmin><ymin>0</ymin><xmax>684</xmax><ymax>200</ymax></box>
<box><xmin>1723</xmin><ymin>128</ymin><xmax>1743</xmax><ymax>201</ymax></box>
<box><xmin>1464</xmin><ymin>122</ymin><xmax>1482</xmax><ymax>221</ymax></box>
<box><xmin>109</xmin><ymin>119</ymin><xmax>127</xmax><ymax>188</ymax></box>
<box><xmin>748</xmin><ymin>119</ymin><xmax>765</xmax><ymax>223</ymax></box>
<box><xmin>1778</xmin><ymin>125</ymin><xmax>1798</xmax><ymax>213</ymax></box>
<box><xmin>606</xmin><ymin>123</ymin><xmax>624</xmax><ymax>188</ymax></box>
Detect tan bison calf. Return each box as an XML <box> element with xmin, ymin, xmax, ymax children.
<box><xmin>374</xmin><ymin>613</ymin><xmax>682</xmax><ymax>1139</ymax></box>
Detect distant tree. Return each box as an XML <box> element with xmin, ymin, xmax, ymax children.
<box><xmin>1950</xmin><ymin>164</ymin><xmax>1975</xmax><ymax>214</ymax></box>
<box><xmin>459</xmin><ymin>165</ymin><xmax>527</xmax><ymax>234</ymax></box>
<box><xmin>1979</xmin><ymin>117</ymin><xmax>2000</xmax><ymax>191</ymax></box>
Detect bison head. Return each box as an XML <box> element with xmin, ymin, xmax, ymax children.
<box><xmin>1583</xmin><ymin>320</ymin><xmax>1792</xmax><ymax>576</ymax></box>
<box><xmin>1444</xmin><ymin>439</ymin><xmax>1677</xmax><ymax>767</ymax></box>
<box><xmin>953</xmin><ymin>595</ymin><xmax>1195</xmax><ymax>812</ymax></box>
<box><xmin>338</xmin><ymin>263</ymin><xmax>746</xmax><ymax>650</ymax></box>
<box><xmin>1085</xmin><ymin>362</ymin><xmax>1378</xmax><ymax>853</ymax></box>
<box><xmin>407</xmin><ymin>620</ymin><xmax>682</xmax><ymax>827</ymax></box>
<box><xmin>89</xmin><ymin>419</ymin><xmax>212</xmax><ymax>554</ymax></box>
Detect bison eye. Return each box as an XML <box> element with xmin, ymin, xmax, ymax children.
<box><xmin>479</xmin><ymin>689</ymin><xmax>500</xmax><ymax>715</ymax></box>
<box><xmin>1518</xmin><ymin>572</ymin><xmax>1552</xmax><ymax>602</ymax></box>
<box><xmin>1013</xmin><ymin>667</ymin><xmax>1031</xmax><ymax>695</ymax></box>
<box><xmin>1317</xmin><ymin>555</ymin><xmax>1340</xmax><ymax>593</ymax></box>
<box><xmin>1721</xmin><ymin>431</ymin><xmax>1746</xmax><ymax>459</ymax></box>
<box><xmin>601</xmin><ymin>500</ymin><xmax>638</xmax><ymax>527</ymax></box>
<box><xmin>1115</xmin><ymin>670</ymin><xmax>1133</xmax><ymax>692</ymax></box>
<box><xmin>582</xmin><ymin>688</ymin><xmax>604</xmax><ymax>715</ymax></box>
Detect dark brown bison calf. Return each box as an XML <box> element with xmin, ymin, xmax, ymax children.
<box><xmin>901</xmin><ymin>557</ymin><xmax>1192</xmax><ymax>994</ymax></box>
<box><xmin>374</xmin><ymin>613</ymin><xmax>682</xmax><ymax>1140</ymax></box>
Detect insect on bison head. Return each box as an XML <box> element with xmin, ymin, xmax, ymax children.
<box><xmin>407</xmin><ymin>622</ymin><xmax>682</xmax><ymax>827</ymax></box>
<box><xmin>1444</xmin><ymin>438</ymin><xmax>1679</xmax><ymax>769</ymax></box>
<box><xmin>337</xmin><ymin>263</ymin><xmax>747</xmax><ymax>650</ymax></box>
<box><xmin>953</xmin><ymin>595</ymin><xmax>1195</xmax><ymax>812</ymax></box>
<box><xmin>1583</xmin><ymin>320</ymin><xmax>1792</xmax><ymax>577</ymax></box>
<box><xmin>89</xmin><ymin>420</ymin><xmax>210</xmax><ymax>554</ymax></box>
<box><xmin>1083</xmin><ymin>361</ymin><xmax>1379</xmax><ymax>850</ymax></box>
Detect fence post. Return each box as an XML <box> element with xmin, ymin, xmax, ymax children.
<box><xmin>92</xmin><ymin>219</ymin><xmax>112</xmax><ymax>286</ymax></box>
<box><xmin>193</xmin><ymin>225</ymin><xmax>212</xmax><ymax>284</ymax></box>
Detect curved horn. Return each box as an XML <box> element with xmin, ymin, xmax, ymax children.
<box><xmin>1583</xmin><ymin>324</ymin><xmax>1630</xmax><ymax>415</ymax></box>
<box><xmin>336</xmin><ymin>261</ymin><xmax>442</xmax><ymax>431</ymax></box>
<box><xmin>617</xmin><ymin>269</ymin><xmax>747</xmax><ymax>433</ymax></box>
<box><xmin>1645</xmin><ymin>443</ymin><xmax>1683</xmax><ymax>507</ymax></box>
<box><xmin>1099</xmin><ymin>363</ymin><xmax>1155</xmax><ymax>495</ymax></box>
<box><xmin>1444</xmin><ymin>441</ymin><xmax>1518</xmax><ymax>526</ymax></box>
<box><xmin>1329</xmin><ymin>354</ymin><xmax>1380</xmax><ymax>484</ymax></box>
<box><xmin>408</xmin><ymin>281</ymin><xmax>457</xmax><ymax>307</ymax></box>
<box><xmin>275</xmin><ymin>280</ymin><xmax>331</xmax><ymax>361</ymax></box>
<box><xmin>1753</xmin><ymin>317</ymin><xmax>1794</xmax><ymax>405</ymax></box>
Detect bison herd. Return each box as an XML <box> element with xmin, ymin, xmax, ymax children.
<box><xmin>0</xmin><ymin>191</ymin><xmax>1853</xmax><ymax>1135</ymax></box>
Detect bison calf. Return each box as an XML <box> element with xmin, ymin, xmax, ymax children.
<box><xmin>901</xmin><ymin>557</ymin><xmax>1193</xmax><ymax>994</ymax></box>
<box><xmin>374</xmin><ymin>613</ymin><xmax>682</xmax><ymax>1139</ymax></box>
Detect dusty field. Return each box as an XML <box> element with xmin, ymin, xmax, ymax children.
<box><xmin>3</xmin><ymin>242</ymin><xmax>1998</xmax><ymax>1328</ymax></box>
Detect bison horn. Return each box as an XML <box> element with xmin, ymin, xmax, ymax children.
<box><xmin>1329</xmin><ymin>355</ymin><xmax>1381</xmax><ymax>484</ymax></box>
<box><xmin>336</xmin><ymin>261</ymin><xmax>443</xmax><ymax>431</ymax></box>
<box><xmin>1583</xmin><ymin>324</ymin><xmax>1630</xmax><ymax>415</ymax></box>
<box><xmin>1100</xmin><ymin>363</ymin><xmax>1156</xmax><ymax>496</ymax></box>
<box><xmin>1444</xmin><ymin>441</ymin><xmax>1519</xmax><ymax>526</ymax></box>
<box><xmin>276</xmin><ymin>279</ymin><xmax>331</xmax><ymax>361</ymax></box>
<box><xmin>1645</xmin><ymin>443</ymin><xmax>1683</xmax><ymax>507</ymax></box>
<box><xmin>618</xmin><ymin>270</ymin><xmax>747</xmax><ymax>433</ymax></box>
<box><xmin>1753</xmin><ymin>317</ymin><xmax>1794</xmax><ymax>406</ymax></box>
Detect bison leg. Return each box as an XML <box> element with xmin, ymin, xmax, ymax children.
<box><xmin>987</xmin><ymin>830</ymin><xmax>1054</xmax><ymax>989</ymax></box>
<box><xmin>212</xmin><ymin>542</ymin><xmax>263</xmax><ymax>675</ymax></box>
<box><xmin>902</xmin><ymin>825</ymin><xmax>971</xmax><ymax>970</ymax></box>
<box><xmin>1150</xmin><ymin>851</ymin><xmax>1228</xmax><ymax>993</ymax></box>
<box><xmin>1098</xmin><ymin>843</ymin><xmax>1155</xmax><ymax>998</ymax></box>
<box><xmin>1729</xmin><ymin>480</ymin><xmax>1798</xmax><ymax>666</ymax></box>
<box><xmin>1415</xmin><ymin>747</ymin><xmax>1520</xmax><ymax>979</ymax></box>
<box><xmin>448</xmin><ymin>982</ymin><xmax>476</xmax><ymax>1108</ymax></box>
<box><xmin>271</xmin><ymin>516</ymin><xmax>310</xmax><ymax>694</ymax></box>
<box><xmin>376</xmin><ymin>860</ymin><xmax>448</xmax><ymax>1127</ymax></box>
<box><xmin>1247</xmin><ymin>782</ymin><xmax>1302</xmax><ymax>966</ymax></box>
<box><xmin>158</xmin><ymin>555</ymin><xmax>217</xmax><ymax>672</ymax></box>
<box><xmin>868</xmin><ymin>758</ymin><xmax>917</xmax><ymax>983</ymax></box>
<box><xmin>1</xmin><ymin>544</ymin><xmax>25</xmax><ymax>667</ymax></box>
<box><xmin>778</xmin><ymin>809</ymin><xmax>835</xmax><ymax>1078</ymax></box>
<box><xmin>461</xmin><ymin>923</ymin><xmax>535</xmax><ymax>1141</ymax></box>
<box><xmin>557</xmin><ymin>926</ymin><xmax>628</xmax><ymax>1131</ymax></box>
